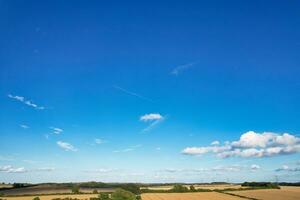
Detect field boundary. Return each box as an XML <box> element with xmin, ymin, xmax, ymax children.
<box><xmin>216</xmin><ymin>191</ymin><xmax>260</xmax><ymax>200</ymax></box>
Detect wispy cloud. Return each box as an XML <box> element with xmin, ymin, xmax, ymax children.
<box><xmin>160</xmin><ymin>164</ymin><xmax>260</xmax><ymax>174</ymax></box>
<box><xmin>113</xmin><ymin>85</ymin><xmax>154</xmax><ymax>102</ymax></box>
<box><xmin>140</xmin><ymin>113</ymin><xmax>165</xmax><ymax>132</ymax></box>
<box><xmin>8</xmin><ymin>94</ymin><xmax>45</xmax><ymax>110</ymax></box>
<box><xmin>35</xmin><ymin>167</ymin><xmax>55</xmax><ymax>172</ymax></box>
<box><xmin>94</xmin><ymin>138</ymin><xmax>107</xmax><ymax>145</ymax></box>
<box><xmin>113</xmin><ymin>144</ymin><xmax>142</xmax><ymax>153</ymax></box>
<box><xmin>83</xmin><ymin>168</ymin><xmax>117</xmax><ymax>173</ymax></box>
<box><xmin>0</xmin><ymin>155</ymin><xmax>15</xmax><ymax>161</ymax></box>
<box><xmin>0</xmin><ymin>165</ymin><xmax>26</xmax><ymax>173</ymax></box>
<box><xmin>20</xmin><ymin>124</ymin><xmax>29</xmax><ymax>129</ymax></box>
<box><xmin>171</xmin><ymin>62</ymin><xmax>197</xmax><ymax>76</ymax></box>
<box><xmin>57</xmin><ymin>141</ymin><xmax>78</xmax><ymax>152</ymax></box>
<box><xmin>275</xmin><ymin>165</ymin><xmax>300</xmax><ymax>172</ymax></box>
<box><xmin>182</xmin><ymin>131</ymin><xmax>300</xmax><ymax>158</ymax></box>
<box><xmin>0</xmin><ymin>166</ymin><xmax>55</xmax><ymax>173</ymax></box>
<box><xmin>23</xmin><ymin>159</ymin><xmax>38</xmax><ymax>164</ymax></box>
<box><xmin>50</xmin><ymin>127</ymin><xmax>63</xmax><ymax>134</ymax></box>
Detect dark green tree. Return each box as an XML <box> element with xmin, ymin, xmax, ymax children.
<box><xmin>111</xmin><ymin>189</ymin><xmax>136</xmax><ymax>200</ymax></box>
<box><xmin>189</xmin><ymin>185</ymin><xmax>196</xmax><ymax>192</ymax></box>
<box><xmin>72</xmin><ymin>185</ymin><xmax>80</xmax><ymax>194</ymax></box>
<box><xmin>171</xmin><ymin>184</ymin><xmax>189</xmax><ymax>193</ymax></box>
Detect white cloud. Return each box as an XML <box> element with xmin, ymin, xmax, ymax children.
<box><xmin>171</xmin><ymin>62</ymin><xmax>197</xmax><ymax>76</ymax></box>
<box><xmin>0</xmin><ymin>166</ymin><xmax>55</xmax><ymax>173</ymax></box>
<box><xmin>57</xmin><ymin>141</ymin><xmax>78</xmax><ymax>152</ymax></box>
<box><xmin>182</xmin><ymin>145</ymin><xmax>231</xmax><ymax>155</ymax></box>
<box><xmin>50</xmin><ymin>127</ymin><xmax>63</xmax><ymax>134</ymax></box>
<box><xmin>251</xmin><ymin>164</ymin><xmax>260</xmax><ymax>170</ymax></box>
<box><xmin>20</xmin><ymin>124</ymin><xmax>29</xmax><ymax>129</ymax></box>
<box><xmin>211</xmin><ymin>141</ymin><xmax>220</xmax><ymax>146</ymax></box>
<box><xmin>84</xmin><ymin>168</ymin><xmax>117</xmax><ymax>173</ymax></box>
<box><xmin>182</xmin><ymin>131</ymin><xmax>300</xmax><ymax>158</ymax></box>
<box><xmin>8</xmin><ymin>94</ymin><xmax>45</xmax><ymax>110</ymax></box>
<box><xmin>0</xmin><ymin>165</ymin><xmax>27</xmax><ymax>173</ymax></box>
<box><xmin>140</xmin><ymin>113</ymin><xmax>163</xmax><ymax>122</ymax></box>
<box><xmin>140</xmin><ymin>113</ymin><xmax>165</xmax><ymax>132</ymax></box>
<box><xmin>276</xmin><ymin>165</ymin><xmax>300</xmax><ymax>172</ymax></box>
<box><xmin>95</xmin><ymin>138</ymin><xmax>106</xmax><ymax>144</ymax></box>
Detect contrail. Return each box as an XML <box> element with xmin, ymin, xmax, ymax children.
<box><xmin>113</xmin><ymin>85</ymin><xmax>154</xmax><ymax>103</ymax></box>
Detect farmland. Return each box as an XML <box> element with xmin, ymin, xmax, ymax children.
<box><xmin>0</xmin><ymin>184</ymin><xmax>114</xmax><ymax>196</ymax></box>
<box><xmin>142</xmin><ymin>184</ymin><xmax>245</xmax><ymax>191</ymax></box>
<box><xmin>3</xmin><ymin>194</ymin><xmax>99</xmax><ymax>200</ymax></box>
<box><xmin>142</xmin><ymin>192</ymin><xmax>243</xmax><ymax>200</ymax></box>
<box><xmin>1</xmin><ymin>183</ymin><xmax>300</xmax><ymax>200</ymax></box>
<box><xmin>228</xmin><ymin>186</ymin><xmax>300</xmax><ymax>200</ymax></box>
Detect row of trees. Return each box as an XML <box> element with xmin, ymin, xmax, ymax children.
<box><xmin>141</xmin><ymin>184</ymin><xmax>210</xmax><ymax>193</ymax></box>
<box><xmin>32</xmin><ymin>189</ymin><xmax>140</xmax><ymax>200</ymax></box>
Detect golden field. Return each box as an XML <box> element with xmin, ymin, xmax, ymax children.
<box><xmin>142</xmin><ymin>184</ymin><xmax>244</xmax><ymax>190</ymax></box>
<box><xmin>3</xmin><ymin>194</ymin><xmax>99</xmax><ymax>200</ymax></box>
<box><xmin>229</xmin><ymin>186</ymin><xmax>300</xmax><ymax>200</ymax></box>
<box><xmin>142</xmin><ymin>192</ymin><xmax>242</xmax><ymax>200</ymax></box>
<box><xmin>0</xmin><ymin>184</ymin><xmax>12</xmax><ymax>189</ymax></box>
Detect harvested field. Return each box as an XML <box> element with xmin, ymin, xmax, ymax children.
<box><xmin>3</xmin><ymin>194</ymin><xmax>99</xmax><ymax>200</ymax></box>
<box><xmin>142</xmin><ymin>184</ymin><xmax>244</xmax><ymax>191</ymax></box>
<box><xmin>142</xmin><ymin>192</ymin><xmax>243</xmax><ymax>200</ymax></box>
<box><xmin>0</xmin><ymin>184</ymin><xmax>12</xmax><ymax>189</ymax></box>
<box><xmin>229</xmin><ymin>186</ymin><xmax>300</xmax><ymax>200</ymax></box>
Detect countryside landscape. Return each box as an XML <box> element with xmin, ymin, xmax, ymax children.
<box><xmin>1</xmin><ymin>0</ymin><xmax>300</xmax><ymax>200</ymax></box>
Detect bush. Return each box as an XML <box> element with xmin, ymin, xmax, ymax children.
<box><xmin>119</xmin><ymin>184</ymin><xmax>140</xmax><ymax>195</ymax></box>
<box><xmin>111</xmin><ymin>189</ymin><xmax>136</xmax><ymax>200</ymax></box>
<box><xmin>170</xmin><ymin>184</ymin><xmax>189</xmax><ymax>193</ymax></box>
<box><xmin>136</xmin><ymin>195</ymin><xmax>141</xmax><ymax>200</ymax></box>
<box><xmin>33</xmin><ymin>197</ymin><xmax>40</xmax><ymax>200</ymax></box>
<box><xmin>241</xmin><ymin>182</ymin><xmax>280</xmax><ymax>189</ymax></box>
<box><xmin>189</xmin><ymin>185</ymin><xmax>196</xmax><ymax>192</ymax></box>
<box><xmin>99</xmin><ymin>193</ymin><xmax>110</xmax><ymax>200</ymax></box>
<box><xmin>71</xmin><ymin>185</ymin><xmax>80</xmax><ymax>194</ymax></box>
<box><xmin>93</xmin><ymin>189</ymin><xmax>98</xmax><ymax>194</ymax></box>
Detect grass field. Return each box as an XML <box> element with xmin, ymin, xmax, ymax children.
<box><xmin>229</xmin><ymin>186</ymin><xmax>300</xmax><ymax>200</ymax></box>
<box><xmin>142</xmin><ymin>192</ymin><xmax>242</xmax><ymax>200</ymax></box>
<box><xmin>3</xmin><ymin>194</ymin><xmax>99</xmax><ymax>200</ymax></box>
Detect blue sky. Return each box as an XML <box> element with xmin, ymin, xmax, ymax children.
<box><xmin>0</xmin><ymin>0</ymin><xmax>300</xmax><ymax>183</ymax></box>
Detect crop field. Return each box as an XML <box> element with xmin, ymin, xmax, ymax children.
<box><xmin>228</xmin><ymin>186</ymin><xmax>300</xmax><ymax>200</ymax></box>
<box><xmin>3</xmin><ymin>194</ymin><xmax>99</xmax><ymax>200</ymax></box>
<box><xmin>142</xmin><ymin>184</ymin><xmax>244</xmax><ymax>191</ymax></box>
<box><xmin>0</xmin><ymin>185</ymin><xmax>114</xmax><ymax>196</ymax></box>
<box><xmin>0</xmin><ymin>184</ymin><xmax>12</xmax><ymax>189</ymax></box>
<box><xmin>141</xmin><ymin>192</ymin><xmax>242</xmax><ymax>200</ymax></box>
